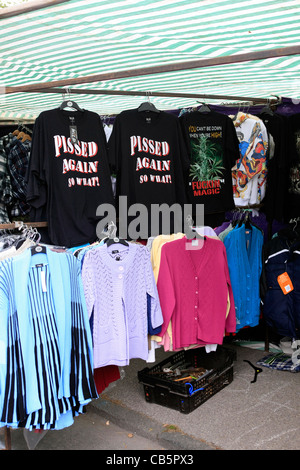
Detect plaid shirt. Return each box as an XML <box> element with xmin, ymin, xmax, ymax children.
<box><xmin>0</xmin><ymin>134</ymin><xmax>14</xmax><ymax>223</ymax></box>
<box><xmin>257</xmin><ymin>353</ymin><xmax>300</xmax><ymax>372</ymax></box>
<box><xmin>6</xmin><ymin>135</ymin><xmax>31</xmax><ymax>216</ymax></box>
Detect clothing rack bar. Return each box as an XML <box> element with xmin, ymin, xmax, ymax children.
<box><xmin>234</xmin><ymin>204</ymin><xmax>264</xmax><ymax>210</ymax></box>
<box><xmin>6</xmin><ymin>86</ymin><xmax>278</xmax><ymax>106</ymax></box>
<box><xmin>0</xmin><ymin>0</ymin><xmax>71</xmax><ymax>19</ymax></box>
<box><xmin>4</xmin><ymin>45</ymin><xmax>300</xmax><ymax>95</ymax></box>
<box><xmin>3</xmin><ymin>427</ymin><xmax>11</xmax><ymax>450</ymax></box>
<box><xmin>0</xmin><ymin>221</ymin><xmax>48</xmax><ymax>230</ymax></box>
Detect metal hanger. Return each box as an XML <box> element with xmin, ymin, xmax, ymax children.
<box><xmin>197</xmin><ymin>101</ymin><xmax>211</xmax><ymax>113</ymax></box>
<box><xmin>103</xmin><ymin>221</ymin><xmax>129</xmax><ymax>247</ymax></box>
<box><xmin>260</xmin><ymin>99</ymin><xmax>274</xmax><ymax>116</ymax></box>
<box><xmin>185</xmin><ymin>215</ymin><xmax>204</xmax><ymax>240</ymax></box>
<box><xmin>59</xmin><ymin>88</ymin><xmax>84</xmax><ymax>112</ymax></box>
<box><xmin>138</xmin><ymin>92</ymin><xmax>160</xmax><ymax>113</ymax></box>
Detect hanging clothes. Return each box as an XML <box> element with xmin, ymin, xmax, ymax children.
<box><xmin>6</xmin><ymin>133</ymin><xmax>31</xmax><ymax>217</ymax></box>
<box><xmin>0</xmin><ymin>246</ymin><xmax>97</xmax><ymax>430</ymax></box>
<box><xmin>285</xmin><ymin>113</ymin><xmax>300</xmax><ymax>221</ymax></box>
<box><xmin>259</xmin><ymin>110</ymin><xmax>289</xmax><ymax>222</ymax></box>
<box><xmin>223</xmin><ymin>221</ymin><xmax>264</xmax><ymax>331</ymax></box>
<box><xmin>108</xmin><ymin>108</ymin><xmax>190</xmax><ymax>238</ymax></box>
<box><xmin>179</xmin><ymin>109</ymin><xmax>240</xmax><ymax>219</ymax></box>
<box><xmin>261</xmin><ymin>224</ymin><xmax>300</xmax><ymax>339</ymax></box>
<box><xmin>231</xmin><ymin>112</ymin><xmax>268</xmax><ymax>206</ymax></box>
<box><xmin>26</xmin><ymin>108</ymin><xmax>115</xmax><ymax>247</ymax></box>
<box><xmin>81</xmin><ymin>242</ymin><xmax>163</xmax><ymax>368</ymax></box>
<box><xmin>148</xmin><ymin>229</ymin><xmax>223</xmax><ymax>359</ymax></box>
<box><xmin>0</xmin><ymin>133</ymin><xmax>14</xmax><ymax>223</ymax></box>
<box><xmin>155</xmin><ymin>236</ymin><xmax>236</xmax><ymax>350</ymax></box>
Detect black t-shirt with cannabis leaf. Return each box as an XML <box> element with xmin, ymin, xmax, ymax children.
<box><xmin>180</xmin><ymin>110</ymin><xmax>240</xmax><ymax>217</ymax></box>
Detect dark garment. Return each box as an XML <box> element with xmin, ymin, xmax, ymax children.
<box><xmin>93</xmin><ymin>366</ymin><xmax>121</xmax><ymax>394</ymax></box>
<box><xmin>108</xmin><ymin>109</ymin><xmax>190</xmax><ymax>238</ymax></box>
<box><xmin>6</xmin><ymin>136</ymin><xmax>31</xmax><ymax>216</ymax></box>
<box><xmin>259</xmin><ymin>112</ymin><xmax>289</xmax><ymax>222</ymax></box>
<box><xmin>284</xmin><ymin>113</ymin><xmax>300</xmax><ymax>220</ymax></box>
<box><xmin>0</xmin><ymin>133</ymin><xmax>14</xmax><ymax>221</ymax></box>
<box><xmin>261</xmin><ymin>228</ymin><xmax>300</xmax><ymax>339</ymax></box>
<box><xmin>26</xmin><ymin>108</ymin><xmax>115</xmax><ymax>247</ymax></box>
<box><xmin>179</xmin><ymin>110</ymin><xmax>240</xmax><ymax>217</ymax></box>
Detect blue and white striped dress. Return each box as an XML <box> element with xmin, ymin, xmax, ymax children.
<box><xmin>0</xmin><ymin>247</ymin><xmax>97</xmax><ymax>430</ymax></box>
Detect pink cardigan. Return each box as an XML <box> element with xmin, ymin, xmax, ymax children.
<box><xmin>156</xmin><ymin>236</ymin><xmax>236</xmax><ymax>350</ymax></box>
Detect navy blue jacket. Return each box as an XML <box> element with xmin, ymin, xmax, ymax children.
<box><xmin>261</xmin><ymin>228</ymin><xmax>300</xmax><ymax>339</ymax></box>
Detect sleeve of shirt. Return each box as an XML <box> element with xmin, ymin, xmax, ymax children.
<box><xmin>179</xmin><ymin>113</ymin><xmax>192</xmax><ymax>158</ymax></box>
<box><xmin>107</xmin><ymin>114</ymin><xmax>121</xmax><ymax>175</ymax></box>
<box><xmin>260</xmin><ymin>244</ymin><xmax>268</xmax><ymax>306</ymax></box>
<box><xmin>176</xmin><ymin>117</ymin><xmax>191</xmax><ymax>177</ymax></box>
<box><xmin>156</xmin><ymin>244</ymin><xmax>176</xmax><ymax>338</ymax></box>
<box><xmin>81</xmin><ymin>253</ymin><xmax>96</xmax><ymax>319</ymax></box>
<box><xmin>174</xmin><ymin>117</ymin><xmax>190</xmax><ymax>205</ymax></box>
<box><xmin>0</xmin><ymin>264</ymin><xmax>9</xmax><ymax>409</ymax></box>
<box><xmin>143</xmin><ymin>247</ymin><xmax>163</xmax><ymax>330</ymax></box>
<box><xmin>223</xmin><ymin>244</ymin><xmax>237</xmax><ymax>333</ymax></box>
<box><xmin>26</xmin><ymin>115</ymin><xmax>47</xmax><ymax>209</ymax></box>
<box><xmin>225</xmin><ymin>116</ymin><xmax>241</xmax><ymax>169</ymax></box>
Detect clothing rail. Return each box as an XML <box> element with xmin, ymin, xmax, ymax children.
<box><xmin>3</xmin><ymin>428</ymin><xmax>11</xmax><ymax>450</ymax></box>
<box><xmin>0</xmin><ymin>221</ymin><xmax>48</xmax><ymax>230</ymax></box>
<box><xmin>5</xmin><ymin>45</ymin><xmax>300</xmax><ymax>95</ymax></box>
<box><xmin>5</xmin><ymin>86</ymin><xmax>279</xmax><ymax>107</ymax></box>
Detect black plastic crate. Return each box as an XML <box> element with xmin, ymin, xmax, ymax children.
<box><xmin>138</xmin><ymin>346</ymin><xmax>235</xmax><ymax>414</ymax></box>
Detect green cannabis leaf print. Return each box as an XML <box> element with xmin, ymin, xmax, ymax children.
<box><xmin>189</xmin><ymin>135</ymin><xmax>224</xmax><ymax>181</ymax></box>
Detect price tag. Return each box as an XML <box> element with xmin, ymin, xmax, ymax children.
<box><xmin>69</xmin><ymin>116</ymin><xmax>78</xmax><ymax>144</ymax></box>
<box><xmin>40</xmin><ymin>269</ymin><xmax>47</xmax><ymax>293</ymax></box>
<box><xmin>277</xmin><ymin>272</ymin><xmax>293</xmax><ymax>295</ymax></box>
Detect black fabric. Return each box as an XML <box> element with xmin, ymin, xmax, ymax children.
<box><xmin>285</xmin><ymin>113</ymin><xmax>300</xmax><ymax>220</ymax></box>
<box><xmin>108</xmin><ymin>109</ymin><xmax>190</xmax><ymax>237</ymax></box>
<box><xmin>260</xmin><ymin>227</ymin><xmax>300</xmax><ymax>339</ymax></box>
<box><xmin>26</xmin><ymin>108</ymin><xmax>114</xmax><ymax>247</ymax></box>
<box><xmin>179</xmin><ymin>110</ymin><xmax>240</xmax><ymax>218</ymax></box>
<box><xmin>259</xmin><ymin>112</ymin><xmax>289</xmax><ymax>222</ymax></box>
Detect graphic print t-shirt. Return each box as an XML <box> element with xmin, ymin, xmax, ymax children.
<box><xmin>180</xmin><ymin>110</ymin><xmax>240</xmax><ymax>216</ymax></box>
<box><xmin>26</xmin><ymin>108</ymin><xmax>114</xmax><ymax>247</ymax></box>
<box><xmin>108</xmin><ymin>109</ymin><xmax>190</xmax><ymax>237</ymax></box>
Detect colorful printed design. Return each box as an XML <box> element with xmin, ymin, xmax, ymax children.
<box><xmin>189</xmin><ymin>134</ymin><xmax>224</xmax><ymax>181</ymax></box>
<box><xmin>232</xmin><ymin>119</ymin><xmax>268</xmax><ymax>200</ymax></box>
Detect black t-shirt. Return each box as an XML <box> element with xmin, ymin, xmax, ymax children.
<box><xmin>26</xmin><ymin>108</ymin><xmax>114</xmax><ymax>247</ymax></box>
<box><xmin>108</xmin><ymin>109</ymin><xmax>190</xmax><ymax>237</ymax></box>
<box><xmin>286</xmin><ymin>113</ymin><xmax>300</xmax><ymax>220</ymax></box>
<box><xmin>179</xmin><ymin>110</ymin><xmax>240</xmax><ymax>216</ymax></box>
<box><xmin>259</xmin><ymin>111</ymin><xmax>289</xmax><ymax>222</ymax></box>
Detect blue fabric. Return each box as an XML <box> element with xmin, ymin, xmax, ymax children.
<box><xmin>147</xmin><ymin>294</ymin><xmax>162</xmax><ymax>335</ymax></box>
<box><xmin>0</xmin><ymin>247</ymin><xmax>97</xmax><ymax>430</ymax></box>
<box><xmin>224</xmin><ymin>224</ymin><xmax>264</xmax><ymax>331</ymax></box>
<box><xmin>257</xmin><ymin>353</ymin><xmax>300</xmax><ymax>373</ymax></box>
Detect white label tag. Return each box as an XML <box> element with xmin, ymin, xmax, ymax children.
<box><xmin>40</xmin><ymin>269</ymin><xmax>47</xmax><ymax>293</ymax></box>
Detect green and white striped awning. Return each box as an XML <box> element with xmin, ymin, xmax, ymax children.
<box><xmin>1</xmin><ymin>0</ymin><xmax>300</xmax><ymax>120</ymax></box>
